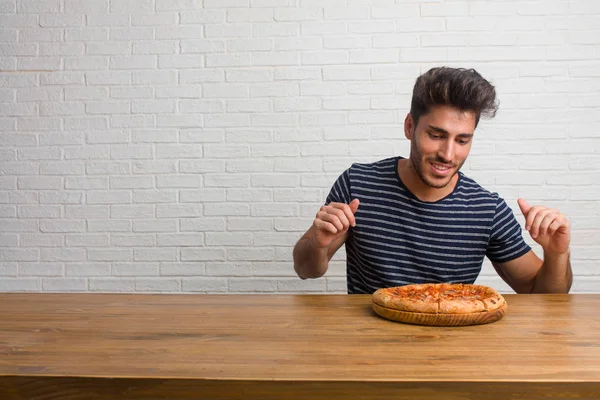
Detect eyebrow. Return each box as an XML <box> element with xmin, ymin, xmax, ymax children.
<box><xmin>428</xmin><ymin>125</ymin><xmax>473</xmax><ymax>138</ymax></box>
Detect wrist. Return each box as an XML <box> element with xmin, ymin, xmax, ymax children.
<box><xmin>308</xmin><ymin>234</ymin><xmax>329</xmax><ymax>252</ymax></box>
<box><xmin>543</xmin><ymin>247</ymin><xmax>570</xmax><ymax>260</ymax></box>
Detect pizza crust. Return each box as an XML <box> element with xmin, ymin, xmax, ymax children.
<box><xmin>439</xmin><ymin>298</ymin><xmax>485</xmax><ymax>314</ymax></box>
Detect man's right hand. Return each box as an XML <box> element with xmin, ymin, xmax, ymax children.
<box><xmin>311</xmin><ymin>199</ymin><xmax>360</xmax><ymax>248</ymax></box>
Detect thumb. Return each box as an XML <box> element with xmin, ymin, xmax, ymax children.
<box><xmin>517</xmin><ymin>198</ymin><xmax>530</xmax><ymax>217</ymax></box>
<box><xmin>349</xmin><ymin>198</ymin><xmax>360</xmax><ymax>214</ymax></box>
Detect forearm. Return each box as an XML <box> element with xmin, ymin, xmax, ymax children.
<box><xmin>293</xmin><ymin>232</ymin><xmax>330</xmax><ymax>279</ymax></box>
<box><xmin>531</xmin><ymin>250</ymin><xmax>573</xmax><ymax>293</ymax></box>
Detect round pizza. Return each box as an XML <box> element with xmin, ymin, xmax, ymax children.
<box><xmin>372</xmin><ymin>283</ymin><xmax>507</xmax><ymax>326</ymax></box>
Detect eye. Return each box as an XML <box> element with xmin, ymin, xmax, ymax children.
<box><xmin>457</xmin><ymin>138</ymin><xmax>471</xmax><ymax>145</ymax></box>
<box><xmin>428</xmin><ymin>132</ymin><xmax>442</xmax><ymax>140</ymax></box>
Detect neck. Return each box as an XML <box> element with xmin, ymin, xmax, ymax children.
<box><xmin>398</xmin><ymin>158</ymin><xmax>458</xmax><ymax>202</ymax></box>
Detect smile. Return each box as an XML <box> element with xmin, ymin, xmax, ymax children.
<box><xmin>431</xmin><ymin>163</ymin><xmax>452</xmax><ymax>172</ymax></box>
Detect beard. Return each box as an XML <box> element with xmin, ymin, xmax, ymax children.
<box><xmin>409</xmin><ymin>135</ymin><xmax>464</xmax><ymax>189</ymax></box>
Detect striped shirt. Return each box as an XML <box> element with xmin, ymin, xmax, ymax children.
<box><xmin>326</xmin><ymin>156</ymin><xmax>531</xmax><ymax>294</ymax></box>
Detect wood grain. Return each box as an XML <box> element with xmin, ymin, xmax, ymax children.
<box><xmin>372</xmin><ymin>302</ymin><xmax>507</xmax><ymax>326</ymax></box>
<box><xmin>1</xmin><ymin>293</ymin><xmax>600</xmax><ymax>399</ymax></box>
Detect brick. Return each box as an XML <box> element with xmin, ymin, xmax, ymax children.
<box><xmin>89</xmin><ymin>278</ymin><xmax>136</xmax><ymax>292</ymax></box>
<box><xmin>87</xmin><ymin>42</ymin><xmax>131</xmax><ymax>55</ymax></box>
<box><xmin>0</xmin><ymin>263</ymin><xmax>18</xmax><ymax>277</ymax></box>
<box><xmin>155</xmin><ymin>26</ymin><xmax>205</xmax><ymax>40</ymax></box>
<box><xmin>110</xmin><ymin>55</ymin><xmax>157</xmax><ymax>69</ymax></box>
<box><xmin>251</xmin><ymin>203</ymin><xmax>298</xmax><ymax>217</ymax></box>
<box><xmin>206</xmin><ymin>233</ymin><xmax>252</xmax><ymax>246</ymax></box>
<box><xmin>203</xmin><ymin>203</ymin><xmax>249</xmax><ymax>216</ymax></box>
<box><xmin>0</xmin><ymin>15</ymin><xmax>36</xmax><ymax>27</ymax></box>
<box><xmin>228</xmin><ymin>217</ymin><xmax>272</xmax><ymax>231</ymax></box>
<box><xmin>134</xmin><ymin>248</ymin><xmax>177</xmax><ymax>262</ymax></box>
<box><xmin>40</xmin><ymin>102</ymin><xmax>85</xmax><ymax>116</ymax></box>
<box><xmin>157</xmin><ymin>233</ymin><xmax>203</xmax><ymax>247</ymax></box>
<box><xmin>179</xmin><ymin>129</ymin><xmax>225</xmax><ymax>144</ymax></box>
<box><xmin>43</xmin><ymin>278</ymin><xmax>88</xmax><ymax>292</ymax></box>
<box><xmin>180</xmin><ymin>217</ymin><xmax>225</xmax><ymax>232</ymax></box>
<box><xmin>65</xmin><ymin>0</ymin><xmax>109</xmax><ymax>13</ymax></box>
<box><xmin>180</xmin><ymin>189</ymin><xmax>225</xmax><ymax>203</ymax></box>
<box><xmin>135</xmin><ymin>278</ymin><xmax>180</xmax><ymax>292</ymax></box>
<box><xmin>0</xmin><ymin>219</ymin><xmax>37</xmax><ymax>232</ymax></box>
<box><xmin>18</xmin><ymin>205</ymin><xmax>61</xmax><ymax>218</ymax></box>
<box><xmin>133</xmin><ymin>71</ymin><xmax>177</xmax><ymax>85</ymax></box>
<box><xmin>180</xmin><ymin>70</ymin><xmax>224</xmax><ymax>84</ymax></box>
<box><xmin>179</xmin><ymin>160</ymin><xmax>224</xmax><ymax>173</ymax></box>
<box><xmin>65</xmin><ymin>263</ymin><xmax>111</xmax><ymax>277</ymax></box>
<box><xmin>111</xmin><ymin>234</ymin><xmax>155</xmax><ymax>247</ymax></box>
<box><xmin>277</xmin><ymin>278</ymin><xmax>326</xmax><ymax>292</ymax></box>
<box><xmin>0</xmin><ymin>278</ymin><xmax>41</xmax><ymax>292</ymax></box>
<box><xmin>229</xmin><ymin>278</ymin><xmax>277</xmax><ymax>293</ymax></box>
<box><xmin>251</xmin><ymin>173</ymin><xmax>299</xmax><ymax>188</ymax></box>
<box><xmin>111</xmin><ymin>144</ymin><xmax>152</xmax><ymax>159</ymax></box>
<box><xmin>180</xmin><ymin>9</ymin><xmax>225</xmax><ymax>24</ymax></box>
<box><xmin>206</xmin><ymin>53</ymin><xmax>252</xmax><ymax>67</ymax></box>
<box><xmin>204</xmin><ymin>174</ymin><xmax>249</xmax><ymax>188</ymax></box>
<box><xmin>88</xmin><ymin>219</ymin><xmax>131</xmax><ymax>232</ymax></box>
<box><xmin>87</xmin><ymin>71</ymin><xmax>131</xmax><ymax>85</ymax></box>
<box><xmin>19</xmin><ymin>262</ymin><xmax>64</xmax><ymax>276</ymax></box>
<box><xmin>133</xmin><ymin>40</ymin><xmax>177</xmax><ymax>54</ymax></box>
<box><xmin>205</xmin><ymin>262</ymin><xmax>253</xmax><ymax>277</ymax></box>
<box><xmin>40</xmin><ymin>248</ymin><xmax>85</xmax><ymax>262</ymax></box>
<box><xmin>227</xmin><ymin>38</ymin><xmax>272</xmax><ymax>52</ymax></box>
<box><xmin>227</xmin><ymin>248</ymin><xmax>274</xmax><ymax>261</ymax></box>
<box><xmin>109</xmin><ymin>0</ymin><xmax>153</xmax><ymax>13</ymax></box>
<box><xmin>254</xmin><ymin>22</ymin><xmax>298</xmax><ymax>37</ymax></box>
<box><xmin>156</xmin><ymin>204</ymin><xmax>202</xmax><ymax>218</ymax></box>
<box><xmin>158</xmin><ymin>55</ymin><xmax>205</xmax><ymax>69</ymax></box>
<box><xmin>181</xmin><ymin>248</ymin><xmax>226</xmax><ymax>261</ymax></box>
<box><xmin>88</xmin><ymin>249</ymin><xmax>132</xmax><ymax>261</ymax></box>
<box><xmin>0</xmin><ymin>162</ymin><xmax>38</xmax><ymax>175</ymax></box>
<box><xmin>65</xmin><ymin>28</ymin><xmax>109</xmax><ymax>41</ymax></box>
<box><xmin>18</xmin><ymin>177</ymin><xmax>62</xmax><ymax>190</ymax></box>
<box><xmin>160</xmin><ymin>262</ymin><xmax>204</xmax><ymax>276</ymax></box>
<box><xmin>132</xmin><ymin>161</ymin><xmax>176</xmax><ymax>174</ymax></box>
<box><xmin>109</xmin><ymin>27</ymin><xmax>154</xmax><ymax>41</ymax></box>
<box><xmin>86</xmin><ymin>161</ymin><xmax>129</xmax><ymax>175</ymax></box>
<box><xmin>111</xmin><ymin>205</ymin><xmax>154</xmax><ymax>219</ymax></box>
<box><xmin>133</xmin><ymin>219</ymin><xmax>177</xmax><ymax>232</ymax></box>
<box><xmin>251</xmin><ymin>143</ymin><xmax>298</xmax><ymax>157</ymax></box>
<box><xmin>0</xmin><ymin>205</ymin><xmax>15</xmax><ymax>217</ymax></box>
<box><xmin>65</xmin><ymin>177</ymin><xmax>108</xmax><ymax>190</ymax></box>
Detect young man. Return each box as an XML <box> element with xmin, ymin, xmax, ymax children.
<box><xmin>293</xmin><ymin>67</ymin><xmax>572</xmax><ymax>294</ymax></box>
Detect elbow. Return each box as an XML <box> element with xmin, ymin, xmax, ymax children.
<box><xmin>293</xmin><ymin>263</ymin><xmax>324</xmax><ymax>280</ymax></box>
<box><xmin>293</xmin><ymin>260</ymin><xmax>326</xmax><ymax>280</ymax></box>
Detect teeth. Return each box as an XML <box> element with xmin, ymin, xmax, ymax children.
<box><xmin>432</xmin><ymin>163</ymin><xmax>450</xmax><ymax>171</ymax></box>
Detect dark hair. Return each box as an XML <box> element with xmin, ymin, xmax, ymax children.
<box><xmin>410</xmin><ymin>67</ymin><xmax>498</xmax><ymax>127</ymax></box>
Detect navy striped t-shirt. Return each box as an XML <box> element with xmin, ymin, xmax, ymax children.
<box><xmin>326</xmin><ymin>156</ymin><xmax>531</xmax><ymax>294</ymax></box>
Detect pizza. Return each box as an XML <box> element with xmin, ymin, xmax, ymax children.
<box><xmin>372</xmin><ymin>283</ymin><xmax>507</xmax><ymax>326</ymax></box>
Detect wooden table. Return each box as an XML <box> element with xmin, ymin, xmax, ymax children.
<box><xmin>1</xmin><ymin>293</ymin><xmax>599</xmax><ymax>400</ymax></box>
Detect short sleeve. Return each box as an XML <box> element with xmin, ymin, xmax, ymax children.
<box><xmin>486</xmin><ymin>196</ymin><xmax>531</xmax><ymax>263</ymax></box>
<box><xmin>325</xmin><ymin>168</ymin><xmax>352</xmax><ymax>205</ymax></box>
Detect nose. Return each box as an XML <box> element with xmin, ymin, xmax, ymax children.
<box><xmin>437</xmin><ymin>140</ymin><xmax>454</xmax><ymax>163</ymax></box>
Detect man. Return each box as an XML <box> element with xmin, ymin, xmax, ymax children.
<box><xmin>293</xmin><ymin>66</ymin><xmax>572</xmax><ymax>294</ymax></box>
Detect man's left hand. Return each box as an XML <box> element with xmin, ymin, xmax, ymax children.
<box><xmin>517</xmin><ymin>198</ymin><xmax>571</xmax><ymax>255</ymax></box>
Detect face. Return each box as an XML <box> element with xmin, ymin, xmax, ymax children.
<box><xmin>404</xmin><ymin>105</ymin><xmax>476</xmax><ymax>189</ymax></box>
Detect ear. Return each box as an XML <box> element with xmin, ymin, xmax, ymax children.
<box><xmin>404</xmin><ymin>113</ymin><xmax>414</xmax><ymax>140</ymax></box>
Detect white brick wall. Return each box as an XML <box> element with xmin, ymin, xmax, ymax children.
<box><xmin>0</xmin><ymin>0</ymin><xmax>598</xmax><ymax>293</ymax></box>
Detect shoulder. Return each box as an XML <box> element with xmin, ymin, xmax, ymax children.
<box><xmin>348</xmin><ymin>156</ymin><xmax>399</xmax><ymax>176</ymax></box>
<box><xmin>455</xmin><ymin>173</ymin><xmax>501</xmax><ymax>205</ymax></box>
